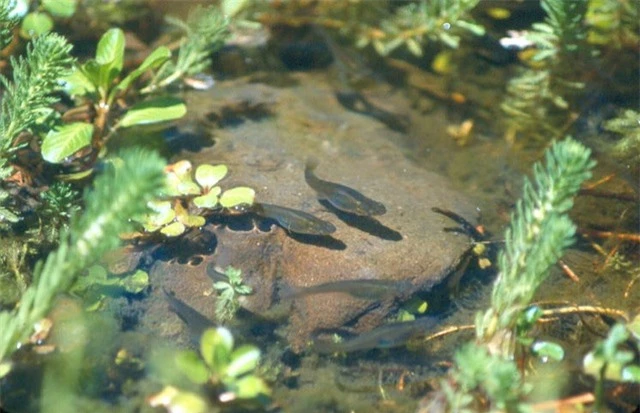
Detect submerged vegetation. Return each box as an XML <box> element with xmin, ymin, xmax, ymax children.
<box><xmin>0</xmin><ymin>0</ymin><xmax>638</xmax><ymax>412</ymax></box>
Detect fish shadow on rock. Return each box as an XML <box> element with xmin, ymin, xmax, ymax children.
<box><xmin>319</xmin><ymin>200</ymin><xmax>403</xmax><ymax>241</ymax></box>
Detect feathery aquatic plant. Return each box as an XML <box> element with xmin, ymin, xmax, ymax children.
<box><xmin>0</xmin><ymin>149</ymin><xmax>165</xmax><ymax>377</ymax></box>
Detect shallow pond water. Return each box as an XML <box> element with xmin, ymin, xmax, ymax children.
<box><xmin>1</xmin><ymin>2</ymin><xmax>639</xmax><ymax>413</ymax></box>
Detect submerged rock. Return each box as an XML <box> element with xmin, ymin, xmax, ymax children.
<box><xmin>156</xmin><ymin>72</ymin><xmax>477</xmax><ymax>351</ymax></box>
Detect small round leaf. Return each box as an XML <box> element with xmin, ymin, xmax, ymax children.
<box><xmin>195</xmin><ymin>164</ymin><xmax>228</xmax><ymax>189</ymax></box>
<box><xmin>220</xmin><ymin>187</ymin><xmax>255</xmax><ymax>208</ymax></box>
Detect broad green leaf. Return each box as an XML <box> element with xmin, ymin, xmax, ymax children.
<box><xmin>622</xmin><ymin>365</ymin><xmax>640</xmax><ymax>382</ymax></box>
<box><xmin>177</xmin><ymin>213</ymin><xmax>206</xmax><ymax>228</ymax></box>
<box><xmin>170</xmin><ymin>391</ymin><xmax>208</xmax><ymax>413</ymax></box>
<box><xmin>225</xmin><ymin>345</ymin><xmax>260</xmax><ymax>378</ymax></box>
<box><xmin>96</xmin><ymin>28</ymin><xmax>125</xmax><ymax>91</ymax></box>
<box><xmin>201</xmin><ymin>327</ymin><xmax>233</xmax><ymax>373</ymax></box>
<box><xmin>119</xmin><ymin>97</ymin><xmax>187</xmax><ymax>128</ymax></box>
<box><xmin>96</xmin><ymin>28</ymin><xmax>125</xmax><ymax>66</ymax></box>
<box><xmin>42</xmin><ymin>0</ymin><xmax>77</xmax><ymax>18</ymax></box>
<box><xmin>160</xmin><ymin>221</ymin><xmax>186</xmax><ymax>237</ymax></box>
<box><xmin>175</xmin><ymin>351</ymin><xmax>209</xmax><ymax>384</ymax></box>
<box><xmin>20</xmin><ymin>12</ymin><xmax>53</xmax><ymax>38</ymax></box>
<box><xmin>231</xmin><ymin>375</ymin><xmax>270</xmax><ymax>399</ymax></box>
<box><xmin>219</xmin><ymin>187</ymin><xmax>255</xmax><ymax>208</ymax></box>
<box><xmin>531</xmin><ymin>341</ymin><xmax>564</xmax><ymax>361</ymax></box>
<box><xmin>114</xmin><ymin>46</ymin><xmax>171</xmax><ymax>95</ymax></box>
<box><xmin>193</xmin><ymin>187</ymin><xmax>221</xmax><ymax>209</ymax></box>
<box><xmin>0</xmin><ymin>361</ymin><xmax>11</xmax><ymax>379</ymax></box>
<box><xmin>195</xmin><ymin>164</ymin><xmax>227</xmax><ymax>189</ymax></box>
<box><xmin>120</xmin><ymin>269</ymin><xmax>149</xmax><ymax>293</ymax></box>
<box><xmin>63</xmin><ymin>67</ymin><xmax>96</xmax><ymax>97</ymax></box>
<box><xmin>80</xmin><ymin>60</ymin><xmax>101</xmax><ymax>89</ymax></box>
<box><xmin>42</xmin><ymin>122</ymin><xmax>94</xmax><ymax>163</ymax></box>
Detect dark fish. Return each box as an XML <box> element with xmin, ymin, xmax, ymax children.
<box><xmin>163</xmin><ymin>287</ymin><xmax>214</xmax><ymax>343</ymax></box>
<box><xmin>314</xmin><ymin>316</ymin><xmax>439</xmax><ymax>354</ymax></box>
<box><xmin>282</xmin><ymin>278</ymin><xmax>413</xmax><ymax>301</ymax></box>
<box><xmin>253</xmin><ymin>202</ymin><xmax>336</xmax><ymax>235</ymax></box>
<box><xmin>304</xmin><ymin>159</ymin><xmax>387</xmax><ymax>217</ymax></box>
<box><xmin>206</xmin><ymin>263</ymin><xmax>227</xmax><ymax>283</ymax></box>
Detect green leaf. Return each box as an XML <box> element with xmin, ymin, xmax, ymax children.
<box><xmin>193</xmin><ymin>187</ymin><xmax>221</xmax><ymax>209</ymax></box>
<box><xmin>222</xmin><ymin>0</ymin><xmax>249</xmax><ymax>17</ymax></box>
<box><xmin>160</xmin><ymin>221</ymin><xmax>185</xmax><ymax>237</ymax></box>
<box><xmin>142</xmin><ymin>201</ymin><xmax>175</xmax><ymax>231</ymax></box>
<box><xmin>63</xmin><ymin>67</ymin><xmax>96</xmax><ymax>97</ymax></box>
<box><xmin>119</xmin><ymin>96</ymin><xmax>187</xmax><ymax>128</ymax></box>
<box><xmin>0</xmin><ymin>361</ymin><xmax>12</xmax><ymax>379</ymax></box>
<box><xmin>42</xmin><ymin>122</ymin><xmax>94</xmax><ymax>163</ymax></box>
<box><xmin>621</xmin><ymin>365</ymin><xmax>640</xmax><ymax>382</ymax></box>
<box><xmin>42</xmin><ymin>0</ymin><xmax>77</xmax><ymax>18</ymax></box>
<box><xmin>114</xmin><ymin>46</ymin><xmax>171</xmax><ymax>95</ymax></box>
<box><xmin>232</xmin><ymin>375</ymin><xmax>270</xmax><ymax>399</ymax></box>
<box><xmin>20</xmin><ymin>12</ymin><xmax>53</xmax><ymax>38</ymax></box>
<box><xmin>225</xmin><ymin>345</ymin><xmax>260</xmax><ymax>378</ymax></box>
<box><xmin>201</xmin><ymin>327</ymin><xmax>233</xmax><ymax>373</ymax></box>
<box><xmin>96</xmin><ymin>28</ymin><xmax>125</xmax><ymax>91</ymax></box>
<box><xmin>195</xmin><ymin>164</ymin><xmax>228</xmax><ymax>189</ymax></box>
<box><xmin>531</xmin><ymin>341</ymin><xmax>564</xmax><ymax>361</ymax></box>
<box><xmin>219</xmin><ymin>187</ymin><xmax>255</xmax><ymax>208</ymax></box>
<box><xmin>120</xmin><ymin>269</ymin><xmax>149</xmax><ymax>293</ymax></box>
<box><xmin>175</xmin><ymin>350</ymin><xmax>209</xmax><ymax>384</ymax></box>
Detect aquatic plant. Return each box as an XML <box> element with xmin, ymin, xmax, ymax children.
<box><xmin>603</xmin><ymin>109</ymin><xmax>640</xmax><ymax>170</ymax></box>
<box><xmin>14</xmin><ymin>0</ymin><xmax>77</xmax><ymax>38</ymax></box>
<box><xmin>150</xmin><ymin>326</ymin><xmax>269</xmax><ymax>412</ymax></box>
<box><xmin>31</xmin><ymin>182</ymin><xmax>81</xmax><ymax>244</ymax></box>
<box><xmin>501</xmin><ymin>0</ymin><xmax>591</xmax><ymax>142</ymax></box>
<box><xmin>583</xmin><ymin>318</ymin><xmax>640</xmax><ymax>410</ymax></box>
<box><xmin>0</xmin><ymin>148</ymin><xmax>165</xmax><ymax>378</ymax></box>
<box><xmin>439</xmin><ymin>137</ymin><xmax>595</xmax><ymax>410</ymax></box>
<box><xmin>133</xmin><ymin>160</ymin><xmax>255</xmax><ymax>237</ymax></box>
<box><xmin>252</xmin><ymin>0</ymin><xmax>483</xmax><ymax>56</ymax></box>
<box><xmin>0</xmin><ymin>27</ymin><xmax>74</xmax><ymax>223</ymax></box>
<box><xmin>142</xmin><ymin>4</ymin><xmax>229</xmax><ymax>93</ymax></box>
<box><xmin>213</xmin><ymin>266</ymin><xmax>253</xmax><ymax>323</ymax></box>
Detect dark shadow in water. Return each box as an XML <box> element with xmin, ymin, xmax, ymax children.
<box><xmin>335</xmin><ymin>91</ymin><xmax>410</xmax><ymax>133</ymax></box>
<box><xmin>319</xmin><ymin>200</ymin><xmax>403</xmax><ymax>241</ymax></box>
<box><xmin>162</xmin><ymin>123</ymin><xmax>216</xmax><ymax>154</ymax></box>
<box><xmin>152</xmin><ymin>230</ymin><xmax>218</xmax><ymax>263</ymax></box>
<box><xmin>206</xmin><ymin>100</ymin><xmax>274</xmax><ymax>129</ymax></box>
<box><xmin>287</xmin><ymin>231</ymin><xmax>347</xmax><ymax>250</ymax></box>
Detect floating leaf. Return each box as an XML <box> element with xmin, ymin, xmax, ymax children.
<box><xmin>42</xmin><ymin>0</ymin><xmax>76</xmax><ymax>18</ymax></box>
<box><xmin>232</xmin><ymin>375</ymin><xmax>270</xmax><ymax>399</ymax></box>
<box><xmin>193</xmin><ymin>187</ymin><xmax>221</xmax><ymax>209</ymax></box>
<box><xmin>119</xmin><ymin>96</ymin><xmax>186</xmax><ymax>128</ymax></box>
<box><xmin>142</xmin><ymin>201</ymin><xmax>175</xmax><ymax>231</ymax></box>
<box><xmin>160</xmin><ymin>221</ymin><xmax>186</xmax><ymax>237</ymax></box>
<box><xmin>175</xmin><ymin>351</ymin><xmax>209</xmax><ymax>384</ymax></box>
<box><xmin>531</xmin><ymin>341</ymin><xmax>564</xmax><ymax>361</ymax></box>
<box><xmin>195</xmin><ymin>164</ymin><xmax>228</xmax><ymax>189</ymax></box>
<box><xmin>219</xmin><ymin>187</ymin><xmax>255</xmax><ymax>208</ymax></box>
<box><xmin>120</xmin><ymin>269</ymin><xmax>149</xmax><ymax>293</ymax></box>
<box><xmin>165</xmin><ymin>161</ymin><xmax>200</xmax><ymax>196</ymax></box>
<box><xmin>226</xmin><ymin>345</ymin><xmax>260</xmax><ymax>378</ymax></box>
<box><xmin>42</xmin><ymin>122</ymin><xmax>94</xmax><ymax>163</ymax></box>
<box><xmin>201</xmin><ymin>327</ymin><xmax>233</xmax><ymax>373</ymax></box>
<box><xmin>20</xmin><ymin>12</ymin><xmax>53</xmax><ymax>38</ymax></box>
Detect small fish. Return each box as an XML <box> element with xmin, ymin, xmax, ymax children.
<box><xmin>304</xmin><ymin>159</ymin><xmax>387</xmax><ymax>217</ymax></box>
<box><xmin>314</xmin><ymin>316</ymin><xmax>439</xmax><ymax>354</ymax></box>
<box><xmin>253</xmin><ymin>202</ymin><xmax>336</xmax><ymax>235</ymax></box>
<box><xmin>206</xmin><ymin>263</ymin><xmax>227</xmax><ymax>283</ymax></box>
<box><xmin>281</xmin><ymin>278</ymin><xmax>412</xmax><ymax>301</ymax></box>
<box><xmin>163</xmin><ymin>287</ymin><xmax>214</xmax><ymax>343</ymax></box>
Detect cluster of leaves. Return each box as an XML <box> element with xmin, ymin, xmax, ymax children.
<box><xmin>583</xmin><ymin>318</ymin><xmax>640</xmax><ymax>410</ymax></box>
<box><xmin>252</xmin><ymin>0</ymin><xmax>483</xmax><ymax>56</ymax></box>
<box><xmin>441</xmin><ymin>138</ymin><xmax>595</xmax><ymax>410</ymax></box>
<box><xmin>135</xmin><ymin>160</ymin><xmax>255</xmax><ymax>237</ymax></box>
<box><xmin>70</xmin><ymin>265</ymin><xmax>149</xmax><ymax>311</ymax></box>
<box><xmin>212</xmin><ymin>266</ymin><xmax>252</xmax><ymax>323</ymax></box>
<box><xmin>14</xmin><ymin>0</ymin><xmax>77</xmax><ymax>39</ymax></box>
<box><xmin>585</xmin><ymin>0</ymin><xmax>639</xmax><ymax>48</ymax></box>
<box><xmin>603</xmin><ymin>109</ymin><xmax>640</xmax><ymax>170</ymax></box>
<box><xmin>151</xmin><ymin>327</ymin><xmax>269</xmax><ymax>412</ymax></box>
<box><xmin>0</xmin><ymin>148</ymin><xmax>166</xmax><ymax>377</ymax></box>
<box><xmin>500</xmin><ymin>0</ymin><xmax>590</xmax><ymax>142</ymax></box>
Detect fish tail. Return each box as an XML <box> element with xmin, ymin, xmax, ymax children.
<box><xmin>278</xmin><ymin>282</ymin><xmax>301</xmax><ymax>301</ymax></box>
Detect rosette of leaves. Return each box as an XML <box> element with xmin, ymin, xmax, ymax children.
<box><xmin>42</xmin><ymin>27</ymin><xmax>185</xmax><ymax>165</ymax></box>
<box><xmin>138</xmin><ymin>160</ymin><xmax>255</xmax><ymax>237</ymax></box>
<box><xmin>70</xmin><ymin>264</ymin><xmax>149</xmax><ymax>311</ymax></box>
<box><xmin>175</xmin><ymin>327</ymin><xmax>270</xmax><ymax>405</ymax></box>
<box><xmin>213</xmin><ymin>266</ymin><xmax>252</xmax><ymax>322</ymax></box>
